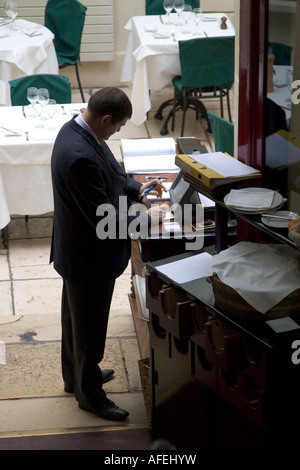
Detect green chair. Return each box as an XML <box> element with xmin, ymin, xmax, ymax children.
<box><xmin>268</xmin><ymin>42</ymin><xmax>292</xmax><ymax>66</ymax></box>
<box><xmin>9</xmin><ymin>74</ymin><xmax>72</xmax><ymax>106</ymax></box>
<box><xmin>207</xmin><ymin>111</ymin><xmax>234</xmax><ymax>156</ymax></box>
<box><xmin>155</xmin><ymin>36</ymin><xmax>235</xmax><ymax>137</ymax></box>
<box><xmin>45</xmin><ymin>0</ymin><xmax>87</xmax><ymax>102</ymax></box>
<box><xmin>146</xmin><ymin>0</ymin><xmax>199</xmax><ymax>15</ymax></box>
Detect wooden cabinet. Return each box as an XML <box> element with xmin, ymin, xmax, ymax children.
<box><xmin>146</xmin><ymin>235</ymin><xmax>300</xmax><ymax>449</ymax></box>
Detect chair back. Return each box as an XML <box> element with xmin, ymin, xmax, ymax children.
<box><xmin>207</xmin><ymin>111</ymin><xmax>234</xmax><ymax>155</ymax></box>
<box><xmin>178</xmin><ymin>36</ymin><xmax>235</xmax><ymax>90</ymax></box>
<box><xmin>9</xmin><ymin>74</ymin><xmax>72</xmax><ymax>106</ymax></box>
<box><xmin>45</xmin><ymin>0</ymin><xmax>87</xmax><ymax>65</ymax></box>
<box><xmin>268</xmin><ymin>41</ymin><xmax>292</xmax><ymax>65</ymax></box>
<box><xmin>146</xmin><ymin>0</ymin><xmax>199</xmax><ymax>15</ymax></box>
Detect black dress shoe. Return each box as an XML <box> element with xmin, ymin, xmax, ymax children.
<box><xmin>79</xmin><ymin>397</ymin><xmax>129</xmax><ymax>421</ymax></box>
<box><xmin>64</xmin><ymin>369</ymin><xmax>115</xmax><ymax>394</ymax></box>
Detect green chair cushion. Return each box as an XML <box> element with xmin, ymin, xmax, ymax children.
<box><xmin>178</xmin><ymin>36</ymin><xmax>235</xmax><ymax>90</ymax></box>
<box><xmin>207</xmin><ymin>110</ymin><xmax>234</xmax><ymax>155</ymax></box>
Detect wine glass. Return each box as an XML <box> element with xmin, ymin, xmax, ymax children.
<box><xmin>173</xmin><ymin>0</ymin><xmax>184</xmax><ymax>26</ymax></box>
<box><xmin>34</xmin><ymin>88</ymin><xmax>49</xmax><ymax>127</ymax></box>
<box><xmin>26</xmin><ymin>87</ymin><xmax>38</xmax><ymax>116</ymax></box>
<box><xmin>182</xmin><ymin>4</ymin><xmax>192</xmax><ymax>33</ymax></box>
<box><xmin>47</xmin><ymin>99</ymin><xmax>57</xmax><ymax>130</ymax></box>
<box><xmin>4</xmin><ymin>2</ymin><xmax>18</xmax><ymax>29</ymax></box>
<box><xmin>193</xmin><ymin>7</ymin><xmax>203</xmax><ymax>35</ymax></box>
<box><xmin>163</xmin><ymin>0</ymin><xmax>174</xmax><ymax>25</ymax></box>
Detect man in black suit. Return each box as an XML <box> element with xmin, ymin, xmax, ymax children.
<box><xmin>50</xmin><ymin>87</ymin><xmax>167</xmax><ymax>421</ymax></box>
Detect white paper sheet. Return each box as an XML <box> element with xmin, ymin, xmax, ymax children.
<box><xmin>123</xmin><ymin>154</ymin><xmax>179</xmax><ymax>174</ymax></box>
<box><xmin>156</xmin><ymin>252</ymin><xmax>212</xmax><ymax>284</ymax></box>
<box><xmin>121</xmin><ymin>137</ymin><xmax>176</xmax><ymax>157</ymax></box>
<box><xmin>190</xmin><ymin>152</ymin><xmax>260</xmax><ymax>177</ymax></box>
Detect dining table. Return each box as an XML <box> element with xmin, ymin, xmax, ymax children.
<box><xmin>120</xmin><ymin>13</ymin><xmax>235</xmax><ymax>126</ymax></box>
<box><xmin>0</xmin><ymin>17</ymin><xmax>58</xmax><ymax>105</ymax></box>
<box><xmin>0</xmin><ymin>102</ymin><xmax>86</xmax><ymax>242</ymax></box>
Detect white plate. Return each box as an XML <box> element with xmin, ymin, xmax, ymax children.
<box><xmin>224</xmin><ymin>187</ymin><xmax>284</xmax><ymax>214</ymax></box>
<box><xmin>261</xmin><ymin>211</ymin><xmax>298</xmax><ymax>228</ymax></box>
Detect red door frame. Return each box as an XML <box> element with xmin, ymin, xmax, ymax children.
<box><xmin>237</xmin><ymin>0</ymin><xmax>268</xmax><ymax>242</ymax></box>
<box><xmin>238</xmin><ymin>0</ymin><xmax>268</xmax><ymax>170</ymax></box>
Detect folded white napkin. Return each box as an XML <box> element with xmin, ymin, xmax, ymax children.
<box><xmin>1</xmin><ymin>127</ymin><xmax>22</xmax><ymax>136</ymax></box>
<box><xmin>23</xmin><ymin>29</ymin><xmax>42</xmax><ymax>37</ymax></box>
<box><xmin>144</xmin><ymin>24</ymin><xmax>157</xmax><ymax>32</ymax></box>
<box><xmin>14</xmin><ymin>19</ymin><xmax>41</xmax><ymax>30</ymax></box>
<box><xmin>225</xmin><ymin>189</ymin><xmax>275</xmax><ymax>210</ymax></box>
<box><xmin>202</xmin><ymin>16</ymin><xmax>218</xmax><ymax>21</ymax></box>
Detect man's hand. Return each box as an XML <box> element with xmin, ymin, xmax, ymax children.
<box><xmin>139</xmin><ymin>178</ymin><xmax>168</xmax><ymax>199</ymax></box>
<box><xmin>146</xmin><ymin>204</ymin><xmax>169</xmax><ymax>225</ymax></box>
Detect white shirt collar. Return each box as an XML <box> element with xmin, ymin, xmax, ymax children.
<box><xmin>75</xmin><ymin>113</ymin><xmax>101</xmax><ymax>145</ymax></box>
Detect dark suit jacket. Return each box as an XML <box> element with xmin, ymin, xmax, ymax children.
<box><xmin>50</xmin><ymin>117</ymin><xmax>146</xmax><ymax>282</ymax></box>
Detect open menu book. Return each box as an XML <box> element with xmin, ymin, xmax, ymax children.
<box><xmin>176</xmin><ymin>152</ymin><xmax>261</xmax><ymax>188</ymax></box>
<box><xmin>121</xmin><ymin>137</ymin><xmax>179</xmax><ymax>174</ymax></box>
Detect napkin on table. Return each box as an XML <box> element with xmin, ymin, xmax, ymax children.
<box><xmin>225</xmin><ymin>189</ymin><xmax>275</xmax><ymax>210</ymax></box>
<box><xmin>14</xmin><ymin>19</ymin><xmax>41</xmax><ymax>30</ymax></box>
<box><xmin>1</xmin><ymin>127</ymin><xmax>22</xmax><ymax>136</ymax></box>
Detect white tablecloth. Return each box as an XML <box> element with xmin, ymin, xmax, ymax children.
<box><xmin>267</xmin><ymin>65</ymin><xmax>293</xmax><ymax>126</ymax></box>
<box><xmin>0</xmin><ymin>18</ymin><xmax>58</xmax><ymax>105</ymax></box>
<box><xmin>120</xmin><ymin>14</ymin><xmax>235</xmax><ymax>126</ymax></box>
<box><xmin>0</xmin><ymin>103</ymin><xmax>86</xmax><ymax>220</ymax></box>
<box><xmin>0</xmin><ymin>171</ymin><xmax>9</xmax><ymax>230</ymax></box>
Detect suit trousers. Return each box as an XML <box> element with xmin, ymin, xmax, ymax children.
<box><xmin>61</xmin><ymin>276</ymin><xmax>115</xmax><ymax>406</ymax></box>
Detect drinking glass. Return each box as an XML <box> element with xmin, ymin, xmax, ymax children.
<box><xmin>173</xmin><ymin>0</ymin><xmax>184</xmax><ymax>26</ymax></box>
<box><xmin>182</xmin><ymin>4</ymin><xmax>192</xmax><ymax>33</ymax></box>
<box><xmin>26</xmin><ymin>87</ymin><xmax>38</xmax><ymax>117</ymax></box>
<box><xmin>193</xmin><ymin>7</ymin><xmax>203</xmax><ymax>35</ymax></box>
<box><xmin>4</xmin><ymin>2</ymin><xmax>18</xmax><ymax>29</ymax></box>
<box><xmin>27</xmin><ymin>87</ymin><xmax>38</xmax><ymax>105</ymax></box>
<box><xmin>163</xmin><ymin>0</ymin><xmax>174</xmax><ymax>24</ymax></box>
<box><xmin>34</xmin><ymin>88</ymin><xmax>49</xmax><ymax>127</ymax></box>
<box><xmin>47</xmin><ymin>99</ymin><xmax>57</xmax><ymax>130</ymax></box>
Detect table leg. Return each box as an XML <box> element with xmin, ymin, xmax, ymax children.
<box><xmin>215</xmin><ymin>204</ymin><xmax>229</xmax><ymax>253</ymax></box>
<box><xmin>1</xmin><ymin>225</ymin><xmax>9</xmax><ymax>249</ymax></box>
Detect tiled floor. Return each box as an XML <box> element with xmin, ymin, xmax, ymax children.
<box><xmin>0</xmin><ymin>85</ymin><xmax>226</xmax><ymax>446</ymax></box>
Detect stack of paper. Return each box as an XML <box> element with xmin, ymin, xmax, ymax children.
<box><xmin>121</xmin><ymin>137</ymin><xmax>179</xmax><ymax>174</ymax></box>
<box><xmin>176</xmin><ymin>152</ymin><xmax>261</xmax><ymax>188</ymax></box>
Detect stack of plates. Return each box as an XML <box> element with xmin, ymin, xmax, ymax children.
<box><xmin>224</xmin><ymin>187</ymin><xmax>284</xmax><ymax>214</ymax></box>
